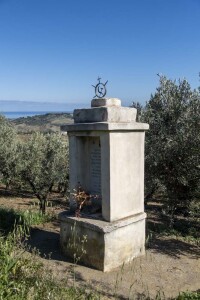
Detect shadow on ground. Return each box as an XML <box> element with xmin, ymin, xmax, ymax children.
<box><xmin>27</xmin><ymin>227</ymin><xmax>69</xmax><ymax>261</ymax></box>
<box><xmin>149</xmin><ymin>236</ymin><xmax>200</xmax><ymax>259</ymax></box>
<box><xmin>28</xmin><ymin>227</ymin><xmax>200</xmax><ymax>300</ymax></box>
<box><xmin>0</xmin><ymin>186</ymin><xmax>34</xmax><ymax>199</ymax></box>
<box><xmin>27</xmin><ymin>224</ymin><xmax>200</xmax><ymax>264</ymax></box>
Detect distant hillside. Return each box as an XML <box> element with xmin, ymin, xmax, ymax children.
<box><xmin>11</xmin><ymin>113</ymin><xmax>73</xmax><ymax>133</ymax></box>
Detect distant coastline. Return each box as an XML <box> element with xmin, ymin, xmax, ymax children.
<box><xmin>0</xmin><ymin>100</ymin><xmax>89</xmax><ymax>117</ymax></box>
<box><xmin>1</xmin><ymin>111</ymin><xmax>72</xmax><ymax>119</ymax></box>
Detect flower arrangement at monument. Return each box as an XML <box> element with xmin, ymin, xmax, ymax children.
<box><xmin>71</xmin><ymin>183</ymin><xmax>101</xmax><ymax>217</ymax></box>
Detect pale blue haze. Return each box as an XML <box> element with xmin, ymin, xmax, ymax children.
<box><xmin>0</xmin><ymin>0</ymin><xmax>200</xmax><ymax>111</ymax></box>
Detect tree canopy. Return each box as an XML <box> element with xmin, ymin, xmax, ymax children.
<box><xmin>0</xmin><ymin>116</ymin><xmax>19</xmax><ymax>188</ymax></box>
<box><xmin>132</xmin><ymin>75</ymin><xmax>200</xmax><ymax>220</ymax></box>
<box><xmin>0</xmin><ymin>115</ymin><xmax>69</xmax><ymax>214</ymax></box>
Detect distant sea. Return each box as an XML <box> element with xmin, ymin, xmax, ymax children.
<box><xmin>1</xmin><ymin>111</ymin><xmax>72</xmax><ymax>119</ymax></box>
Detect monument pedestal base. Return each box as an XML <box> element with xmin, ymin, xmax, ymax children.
<box><xmin>59</xmin><ymin>212</ymin><xmax>146</xmax><ymax>272</ymax></box>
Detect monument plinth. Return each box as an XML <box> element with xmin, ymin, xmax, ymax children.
<box><xmin>59</xmin><ymin>96</ymin><xmax>149</xmax><ymax>272</ymax></box>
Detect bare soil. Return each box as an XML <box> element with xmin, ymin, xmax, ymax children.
<box><xmin>0</xmin><ymin>188</ymin><xmax>199</xmax><ymax>299</ymax></box>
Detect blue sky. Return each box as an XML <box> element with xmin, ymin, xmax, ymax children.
<box><xmin>0</xmin><ymin>0</ymin><xmax>200</xmax><ymax>109</ymax></box>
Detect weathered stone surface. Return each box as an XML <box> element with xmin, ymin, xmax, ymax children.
<box><xmin>73</xmin><ymin>107</ymin><xmax>137</xmax><ymax>123</ymax></box>
<box><xmin>59</xmin><ymin>212</ymin><xmax>146</xmax><ymax>272</ymax></box>
<box><xmin>68</xmin><ymin>136</ymin><xmax>102</xmax><ymax>212</ymax></box>
<box><xmin>91</xmin><ymin>98</ymin><xmax>121</xmax><ymax>107</ymax></box>
<box><xmin>61</xmin><ymin>122</ymin><xmax>149</xmax><ymax>132</ymax></box>
<box><xmin>67</xmin><ymin>131</ymin><xmax>146</xmax><ymax>222</ymax></box>
<box><xmin>103</xmin><ymin>131</ymin><xmax>145</xmax><ymax>221</ymax></box>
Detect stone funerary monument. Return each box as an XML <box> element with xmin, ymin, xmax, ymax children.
<box><xmin>59</xmin><ymin>80</ymin><xmax>149</xmax><ymax>272</ymax></box>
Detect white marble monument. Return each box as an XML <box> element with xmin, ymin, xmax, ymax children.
<box><xmin>59</xmin><ymin>97</ymin><xmax>149</xmax><ymax>272</ymax></box>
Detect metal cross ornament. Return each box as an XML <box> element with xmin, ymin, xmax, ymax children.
<box><xmin>92</xmin><ymin>77</ymin><xmax>108</xmax><ymax>98</ymax></box>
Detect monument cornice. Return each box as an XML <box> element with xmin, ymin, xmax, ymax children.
<box><xmin>61</xmin><ymin>122</ymin><xmax>149</xmax><ymax>132</ymax></box>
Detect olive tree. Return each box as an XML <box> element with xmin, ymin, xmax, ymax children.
<box><xmin>0</xmin><ymin>115</ymin><xmax>19</xmax><ymax>189</ymax></box>
<box><xmin>132</xmin><ymin>75</ymin><xmax>200</xmax><ymax>222</ymax></box>
<box><xmin>19</xmin><ymin>132</ymin><xmax>69</xmax><ymax>214</ymax></box>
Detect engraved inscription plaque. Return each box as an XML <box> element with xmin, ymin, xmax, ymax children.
<box><xmin>90</xmin><ymin>138</ymin><xmax>101</xmax><ymax>195</ymax></box>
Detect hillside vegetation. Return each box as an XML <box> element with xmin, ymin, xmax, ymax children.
<box><xmin>11</xmin><ymin>112</ymin><xmax>73</xmax><ymax>133</ymax></box>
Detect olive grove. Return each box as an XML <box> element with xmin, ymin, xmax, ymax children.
<box><xmin>18</xmin><ymin>132</ymin><xmax>69</xmax><ymax>214</ymax></box>
<box><xmin>0</xmin><ymin>115</ymin><xmax>69</xmax><ymax>214</ymax></box>
<box><xmin>132</xmin><ymin>75</ymin><xmax>200</xmax><ymax>222</ymax></box>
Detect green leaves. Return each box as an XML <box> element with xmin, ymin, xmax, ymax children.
<box><xmin>19</xmin><ymin>132</ymin><xmax>69</xmax><ymax>213</ymax></box>
<box><xmin>138</xmin><ymin>75</ymin><xmax>200</xmax><ymax>216</ymax></box>
<box><xmin>0</xmin><ymin>115</ymin><xmax>69</xmax><ymax>214</ymax></box>
<box><xmin>0</xmin><ymin>116</ymin><xmax>19</xmax><ymax>188</ymax></box>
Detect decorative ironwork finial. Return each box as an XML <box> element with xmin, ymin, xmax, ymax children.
<box><xmin>92</xmin><ymin>77</ymin><xmax>108</xmax><ymax>98</ymax></box>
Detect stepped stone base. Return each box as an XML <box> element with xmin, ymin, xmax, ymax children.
<box><xmin>59</xmin><ymin>212</ymin><xmax>146</xmax><ymax>272</ymax></box>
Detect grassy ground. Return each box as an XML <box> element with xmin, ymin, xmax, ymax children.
<box><xmin>0</xmin><ymin>203</ymin><xmax>100</xmax><ymax>299</ymax></box>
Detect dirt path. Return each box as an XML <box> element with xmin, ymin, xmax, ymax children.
<box><xmin>27</xmin><ymin>221</ymin><xmax>200</xmax><ymax>299</ymax></box>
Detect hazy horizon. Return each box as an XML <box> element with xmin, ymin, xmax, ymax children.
<box><xmin>0</xmin><ymin>99</ymin><xmax>91</xmax><ymax>112</ymax></box>
<box><xmin>0</xmin><ymin>98</ymin><xmax>133</xmax><ymax>112</ymax></box>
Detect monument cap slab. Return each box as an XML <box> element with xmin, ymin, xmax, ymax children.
<box><xmin>73</xmin><ymin>107</ymin><xmax>137</xmax><ymax>123</ymax></box>
<box><xmin>73</xmin><ymin>97</ymin><xmax>138</xmax><ymax>123</ymax></box>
